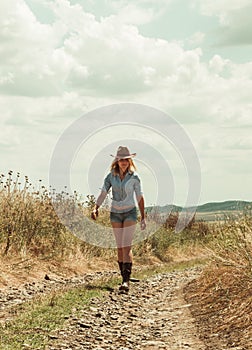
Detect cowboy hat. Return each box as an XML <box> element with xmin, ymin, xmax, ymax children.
<box><xmin>111</xmin><ymin>146</ymin><xmax>136</xmax><ymax>160</ymax></box>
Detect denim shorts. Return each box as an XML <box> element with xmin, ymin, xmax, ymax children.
<box><xmin>110</xmin><ymin>207</ymin><xmax>137</xmax><ymax>223</ymax></box>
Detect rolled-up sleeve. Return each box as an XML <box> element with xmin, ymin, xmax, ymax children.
<box><xmin>134</xmin><ymin>175</ymin><xmax>143</xmax><ymax>202</ymax></box>
<box><xmin>96</xmin><ymin>173</ymin><xmax>111</xmax><ymax>207</ymax></box>
<box><xmin>102</xmin><ymin>173</ymin><xmax>112</xmax><ymax>193</ymax></box>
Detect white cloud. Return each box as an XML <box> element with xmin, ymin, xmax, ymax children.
<box><xmin>108</xmin><ymin>0</ymin><xmax>173</xmax><ymax>22</ymax></box>
<box><xmin>0</xmin><ymin>0</ymin><xmax>64</xmax><ymax>96</ymax></box>
<box><xmin>209</xmin><ymin>55</ymin><xmax>231</xmax><ymax>74</ymax></box>
<box><xmin>187</xmin><ymin>32</ymin><xmax>205</xmax><ymax>47</ymax></box>
<box><xmin>192</xmin><ymin>0</ymin><xmax>252</xmax><ymax>46</ymax></box>
<box><xmin>108</xmin><ymin>3</ymin><xmax>157</xmax><ymax>25</ymax></box>
<box><xmin>0</xmin><ymin>0</ymin><xmax>252</xmax><ymax>204</ymax></box>
<box><xmin>0</xmin><ymin>1</ymin><xmax>56</xmax><ymax>56</ymax></box>
<box><xmin>192</xmin><ymin>0</ymin><xmax>251</xmax><ymax>16</ymax></box>
<box><xmin>0</xmin><ymin>0</ymin><xmax>251</xmax><ymax>128</ymax></box>
<box><xmin>0</xmin><ymin>0</ymin><xmax>203</xmax><ymax>97</ymax></box>
<box><xmin>198</xmin><ymin>128</ymin><xmax>252</xmax><ymax>153</ymax></box>
<box><xmin>0</xmin><ymin>91</ymin><xmax>96</xmax><ymax>183</ymax></box>
<box><xmin>0</xmin><ymin>106</ymin><xmax>20</xmax><ymax>150</ymax></box>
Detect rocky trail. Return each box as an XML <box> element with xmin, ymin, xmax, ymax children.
<box><xmin>0</xmin><ymin>270</ymin><xmax>117</xmax><ymax>324</ymax></box>
<box><xmin>47</xmin><ymin>268</ymin><xmax>206</xmax><ymax>350</ymax></box>
<box><xmin>0</xmin><ymin>266</ymin><xmax>235</xmax><ymax>350</ymax></box>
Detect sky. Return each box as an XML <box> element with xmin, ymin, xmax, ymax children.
<box><xmin>1</xmin><ymin>0</ymin><xmax>252</xmax><ymax>207</ymax></box>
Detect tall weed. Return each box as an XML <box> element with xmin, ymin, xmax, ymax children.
<box><xmin>0</xmin><ymin>172</ymin><xmax>68</xmax><ymax>256</ymax></box>
<box><xmin>209</xmin><ymin>214</ymin><xmax>252</xmax><ymax>275</ymax></box>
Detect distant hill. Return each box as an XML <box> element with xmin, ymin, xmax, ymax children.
<box><xmin>145</xmin><ymin>204</ymin><xmax>182</xmax><ymax>214</ymax></box>
<box><xmin>194</xmin><ymin>200</ymin><xmax>252</xmax><ymax>213</ymax></box>
<box><xmin>146</xmin><ymin>200</ymin><xmax>252</xmax><ymax>222</ymax></box>
<box><xmin>146</xmin><ymin>200</ymin><xmax>252</xmax><ymax>214</ymax></box>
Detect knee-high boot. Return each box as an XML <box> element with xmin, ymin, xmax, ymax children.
<box><xmin>119</xmin><ymin>262</ymin><xmax>132</xmax><ymax>292</ymax></box>
<box><xmin>118</xmin><ymin>261</ymin><xmax>123</xmax><ymax>278</ymax></box>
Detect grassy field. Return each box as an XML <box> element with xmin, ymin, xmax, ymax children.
<box><xmin>195</xmin><ymin>209</ymin><xmax>246</xmax><ymax>222</ymax></box>
<box><xmin>0</xmin><ymin>172</ymin><xmax>252</xmax><ymax>349</ymax></box>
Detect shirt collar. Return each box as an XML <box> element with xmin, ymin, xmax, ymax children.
<box><xmin>114</xmin><ymin>170</ymin><xmax>133</xmax><ymax>177</ymax></box>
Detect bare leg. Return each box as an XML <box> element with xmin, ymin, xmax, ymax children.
<box><xmin>111</xmin><ymin>222</ymin><xmax>123</xmax><ymax>262</ymax></box>
<box><xmin>122</xmin><ymin>221</ymin><xmax>136</xmax><ymax>262</ymax></box>
<box><xmin>112</xmin><ymin>221</ymin><xmax>136</xmax><ymax>292</ymax></box>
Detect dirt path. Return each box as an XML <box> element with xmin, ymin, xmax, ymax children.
<box><xmin>3</xmin><ymin>266</ymin><xmax>238</xmax><ymax>349</ymax></box>
<box><xmin>46</xmin><ymin>268</ymin><xmax>206</xmax><ymax>350</ymax></box>
<box><xmin>0</xmin><ymin>271</ymin><xmax>117</xmax><ymax>324</ymax></box>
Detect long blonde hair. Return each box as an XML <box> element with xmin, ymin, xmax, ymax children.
<box><xmin>110</xmin><ymin>158</ymin><xmax>137</xmax><ymax>175</ymax></box>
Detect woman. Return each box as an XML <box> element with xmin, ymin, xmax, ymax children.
<box><xmin>91</xmin><ymin>146</ymin><xmax>146</xmax><ymax>292</ymax></box>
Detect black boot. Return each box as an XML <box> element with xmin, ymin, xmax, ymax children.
<box><xmin>119</xmin><ymin>262</ymin><xmax>132</xmax><ymax>292</ymax></box>
<box><xmin>118</xmin><ymin>261</ymin><xmax>123</xmax><ymax>277</ymax></box>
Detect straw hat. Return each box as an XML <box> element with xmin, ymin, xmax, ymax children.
<box><xmin>111</xmin><ymin>146</ymin><xmax>136</xmax><ymax>160</ymax></box>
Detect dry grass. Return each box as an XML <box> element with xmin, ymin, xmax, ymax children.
<box><xmin>0</xmin><ymin>172</ymin><xmax>114</xmax><ymax>259</ymax></box>
<box><xmin>0</xmin><ymin>172</ymin><xmax>209</xmax><ymax>262</ymax></box>
<box><xmin>185</xmin><ymin>215</ymin><xmax>252</xmax><ymax>349</ymax></box>
<box><xmin>0</xmin><ymin>171</ymin><xmax>212</xmax><ymax>291</ymax></box>
<box><xmin>0</xmin><ymin>172</ymin><xmax>66</xmax><ymax>256</ymax></box>
<box><xmin>0</xmin><ymin>172</ymin><xmax>213</xmax><ymax>277</ymax></box>
<box><xmin>2</xmin><ymin>171</ymin><xmax>252</xmax><ymax>349</ymax></box>
<box><xmin>185</xmin><ymin>266</ymin><xmax>252</xmax><ymax>349</ymax></box>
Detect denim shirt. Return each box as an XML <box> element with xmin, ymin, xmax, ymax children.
<box><xmin>101</xmin><ymin>171</ymin><xmax>143</xmax><ymax>213</ymax></box>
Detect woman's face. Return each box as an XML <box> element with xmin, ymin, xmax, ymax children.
<box><xmin>118</xmin><ymin>158</ymin><xmax>129</xmax><ymax>172</ymax></box>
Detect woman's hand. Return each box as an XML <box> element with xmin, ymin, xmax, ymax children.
<box><xmin>140</xmin><ymin>218</ymin><xmax>146</xmax><ymax>230</ymax></box>
<box><xmin>91</xmin><ymin>208</ymin><xmax>99</xmax><ymax>220</ymax></box>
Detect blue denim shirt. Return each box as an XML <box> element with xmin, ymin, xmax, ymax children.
<box><xmin>100</xmin><ymin>171</ymin><xmax>143</xmax><ymax>213</ymax></box>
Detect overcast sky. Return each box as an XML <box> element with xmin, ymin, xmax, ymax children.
<box><xmin>1</xmin><ymin>0</ymin><xmax>252</xmax><ymax>207</ymax></box>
